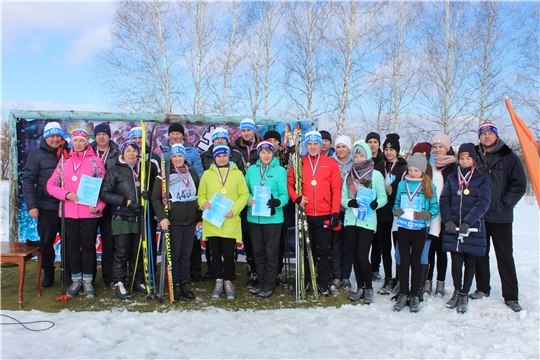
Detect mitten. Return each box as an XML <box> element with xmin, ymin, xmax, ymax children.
<box><xmin>384</xmin><ymin>174</ymin><xmax>396</xmax><ymax>187</ymax></box>
<box><xmin>347</xmin><ymin>199</ymin><xmax>359</xmax><ymax>208</ymax></box>
<box><xmin>393</xmin><ymin>208</ymin><xmax>404</xmax><ymax>217</ymax></box>
<box><xmin>459</xmin><ymin>222</ymin><xmax>470</xmax><ymax>235</ymax></box>
<box><xmin>370</xmin><ymin>200</ymin><xmax>378</xmax><ymax>210</ymax></box>
<box><xmin>329</xmin><ymin>213</ymin><xmax>340</xmax><ymax>229</ymax></box>
<box><xmin>127</xmin><ymin>202</ymin><xmax>143</xmax><ymax>214</ymax></box>
<box><xmin>413</xmin><ymin>211</ymin><xmax>432</xmax><ymax>220</ymax></box>
<box><xmin>445</xmin><ymin>221</ymin><xmax>458</xmax><ymax>234</ymax></box>
<box><xmin>266</xmin><ymin>198</ymin><xmax>281</xmax><ymax>209</ymax></box>
<box><xmin>141</xmin><ymin>190</ymin><xmax>151</xmax><ymax>200</ymax></box>
<box><xmin>295</xmin><ymin>196</ymin><xmax>303</xmax><ymax>205</ymax></box>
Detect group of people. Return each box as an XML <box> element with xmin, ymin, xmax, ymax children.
<box><xmin>22</xmin><ymin>119</ymin><xmax>527</xmax><ymax>313</ymax></box>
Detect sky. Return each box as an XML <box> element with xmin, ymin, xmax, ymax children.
<box><xmin>2</xmin><ymin>1</ymin><xmax>116</xmax><ymax>112</ymax></box>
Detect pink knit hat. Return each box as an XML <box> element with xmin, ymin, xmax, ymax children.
<box><xmin>431</xmin><ymin>133</ymin><xmax>451</xmax><ymax>151</ymax></box>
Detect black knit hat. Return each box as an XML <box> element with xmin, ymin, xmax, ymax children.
<box><xmin>383</xmin><ymin>133</ymin><xmax>400</xmax><ymax>153</ymax></box>
<box><xmin>365</xmin><ymin>132</ymin><xmax>381</xmax><ymax>144</ymax></box>
<box><xmin>458</xmin><ymin>143</ymin><xmax>478</xmax><ymax>159</ymax></box>
<box><xmin>168</xmin><ymin>123</ymin><xmax>185</xmax><ymax>135</ymax></box>
<box><xmin>264</xmin><ymin>130</ymin><xmax>281</xmax><ymax>143</ymax></box>
<box><xmin>319</xmin><ymin>130</ymin><xmax>332</xmax><ymax>142</ymax></box>
<box><xmin>94</xmin><ymin>123</ymin><xmax>111</xmax><ymax>138</ymax></box>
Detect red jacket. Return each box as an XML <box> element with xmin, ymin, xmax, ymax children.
<box><xmin>288</xmin><ymin>154</ymin><xmax>342</xmax><ymax>216</ymax></box>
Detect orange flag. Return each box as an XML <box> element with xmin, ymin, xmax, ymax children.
<box><xmin>505</xmin><ymin>97</ymin><xmax>540</xmax><ymax>208</ymax></box>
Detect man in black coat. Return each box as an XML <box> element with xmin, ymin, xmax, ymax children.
<box><xmin>471</xmin><ymin>121</ymin><xmax>527</xmax><ymax>312</ymax></box>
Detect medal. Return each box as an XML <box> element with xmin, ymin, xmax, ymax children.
<box><xmin>457</xmin><ymin>189</ymin><xmax>462</xmax><ymax>196</ymax></box>
<box><xmin>260</xmin><ymin>164</ymin><xmax>269</xmax><ymax>186</ymax></box>
<box><xmin>135</xmin><ymin>181</ymin><xmax>140</xmax><ymax>187</ymax></box>
<box><xmin>221</xmin><ymin>189</ymin><xmax>227</xmax><ymax>194</ymax></box>
<box><xmin>311</xmin><ymin>179</ymin><xmax>317</xmax><ymax>186</ymax></box>
<box><xmin>71</xmin><ymin>150</ymin><xmax>86</xmax><ymax>182</ymax></box>
<box><xmin>463</xmin><ymin>188</ymin><xmax>470</xmax><ymax>195</ymax></box>
<box><xmin>216</xmin><ymin>164</ymin><xmax>231</xmax><ymax>195</ymax></box>
<box><xmin>246</xmin><ymin>162</ymin><xmax>250</xmax><ymax>168</ymax></box>
<box><xmin>308</xmin><ymin>155</ymin><xmax>321</xmax><ymax>186</ymax></box>
<box><xmin>72</xmin><ymin>175</ymin><xmax>77</xmax><ymax>181</ymax></box>
<box><xmin>405</xmin><ymin>182</ymin><xmax>422</xmax><ymax>202</ymax></box>
<box><xmin>130</xmin><ymin>163</ymin><xmax>140</xmax><ymax>188</ymax></box>
<box><xmin>457</xmin><ymin>167</ymin><xmax>474</xmax><ymax>196</ymax></box>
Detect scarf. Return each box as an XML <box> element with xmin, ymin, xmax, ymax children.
<box><xmin>347</xmin><ymin>160</ymin><xmax>374</xmax><ymax>194</ymax></box>
<box><xmin>433</xmin><ymin>153</ymin><xmax>456</xmax><ymax>168</ymax></box>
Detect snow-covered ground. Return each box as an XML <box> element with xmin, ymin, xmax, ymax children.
<box><xmin>1</xmin><ymin>192</ymin><xmax>539</xmax><ymax>358</ymax></box>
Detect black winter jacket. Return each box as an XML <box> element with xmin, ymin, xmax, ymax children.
<box><xmin>476</xmin><ymin>139</ymin><xmax>526</xmax><ymax>223</ymax></box>
<box><xmin>90</xmin><ymin>140</ymin><xmax>120</xmax><ymax>170</ymax></box>
<box><xmin>22</xmin><ymin>140</ymin><xmax>61</xmax><ymax>211</ymax></box>
<box><xmin>234</xmin><ymin>134</ymin><xmax>262</xmax><ymax>166</ymax></box>
<box><xmin>200</xmin><ymin>144</ymin><xmax>246</xmax><ymax>173</ymax></box>
<box><xmin>376</xmin><ymin>157</ymin><xmax>408</xmax><ymax>223</ymax></box>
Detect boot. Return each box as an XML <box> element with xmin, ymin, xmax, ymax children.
<box><xmin>372</xmin><ymin>272</ymin><xmax>382</xmax><ymax>282</ymax></box>
<box><xmin>348</xmin><ymin>288</ymin><xmax>364</xmax><ymax>302</ymax></box>
<box><xmin>258</xmin><ymin>290</ymin><xmax>274</xmax><ymax>298</ymax></box>
<box><xmin>114</xmin><ymin>281</ymin><xmax>131</xmax><ymax>300</ymax></box>
<box><xmin>341</xmin><ymin>279</ymin><xmax>352</xmax><ymax>290</ymax></box>
<box><xmin>82</xmin><ymin>278</ymin><xmax>95</xmax><ymax>298</ymax></box>
<box><xmin>423</xmin><ymin>280</ymin><xmax>433</xmax><ymax>296</ymax></box>
<box><xmin>41</xmin><ymin>273</ymin><xmax>54</xmax><ymax>288</ymax></box>
<box><xmin>391</xmin><ymin>279</ymin><xmax>400</xmax><ymax>294</ymax></box>
<box><xmin>378</xmin><ymin>277</ymin><xmax>394</xmax><ymax>295</ymax></box>
<box><xmin>212</xmin><ymin>279</ymin><xmax>224</xmax><ymax>299</ymax></box>
<box><xmin>409</xmin><ymin>296</ymin><xmax>420</xmax><ymax>313</ymax></box>
<box><xmin>66</xmin><ymin>279</ymin><xmax>83</xmax><ymax>298</ymax></box>
<box><xmin>457</xmin><ymin>293</ymin><xmax>468</xmax><ymax>314</ymax></box>
<box><xmin>393</xmin><ymin>293</ymin><xmax>408</xmax><ymax>312</ymax></box>
<box><xmin>418</xmin><ymin>264</ymin><xmax>429</xmax><ymax>297</ymax></box>
<box><xmin>435</xmin><ymin>280</ymin><xmax>445</xmax><ymax>297</ymax></box>
<box><xmin>446</xmin><ymin>290</ymin><xmax>460</xmax><ymax>309</ymax></box>
<box><xmin>364</xmin><ymin>288</ymin><xmax>374</xmax><ymax>305</ymax></box>
<box><xmin>246</xmin><ymin>273</ymin><xmax>258</xmax><ymax>287</ymax></box>
<box><xmin>174</xmin><ymin>283</ymin><xmax>187</xmax><ymax>302</ymax></box>
<box><xmin>224</xmin><ymin>280</ymin><xmax>236</xmax><ymax>299</ymax></box>
<box><xmin>330</xmin><ymin>279</ymin><xmax>341</xmax><ymax>291</ymax></box>
<box><xmin>180</xmin><ymin>281</ymin><xmax>196</xmax><ymax>299</ymax></box>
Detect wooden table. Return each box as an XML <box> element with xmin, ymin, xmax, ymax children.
<box><xmin>1</xmin><ymin>242</ymin><xmax>42</xmax><ymax>309</ymax></box>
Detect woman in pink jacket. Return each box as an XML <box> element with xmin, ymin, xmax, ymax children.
<box><xmin>47</xmin><ymin>128</ymin><xmax>106</xmax><ymax>299</ymax></box>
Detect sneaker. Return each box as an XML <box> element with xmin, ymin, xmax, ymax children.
<box><xmin>469</xmin><ymin>290</ymin><xmax>489</xmax><ymax>300</ymax></box>
<box><xmin>435</xmin><ymin>281</ymin><xmax>445</xmax><ymax>297</ymax></box>
<box><xmin>457</xmin><ymin>293</ymin><xmax>468</xmax><ymax>313</ymax></box>
<box><xmin>133</xmin><ymin>283</ymin><xmax>147</xmax><ymax>295</ymax></box>
<box><xmin>378</xmin><ymin>278</ymin><xmax>394</xmax><ymax>295</ymax></box>
<box><xmin>224</xmin><ymin>280</ymin><xmax>236</xmax><ymax>299</ymax></box>
<box><xmin>391</xmin><ymin>279</ymin><xmax>400</xmax><ymax>294</ymax></box>
<box><xmin>173</xmin><ymin>283</ymin><xmax>187</xmax><ymax>302</ymax></box>
<box><xmin>423</xmin><ymin>279</ymin><xmax>433</xmax><ymax>296</ymax></box>
<box><xmin>276</xmin><ymin>274</ymin><xmax>284</xmax><ymax>287</ymax></box>
<box><xmin>114</xmin><ymin>281</ymin><xmax>131</xmax><ymax>300</ymax></box>
<box><xmin>249</xmin><ymin>286</ymin><xmax>262</xmax><ymax>295</ymax></box>
<box><xmin>212</xmin><ymin>279</ymin><xmax>224</xmax><ymax>299</ymax></box>
<box><xmin>505</xmin><ymin>300</ymin><xmax>523</xmax><ymax>312</ymax></box>
<box><xmin>348</xmin><ymin>288</ymin><xmax>364</xmax><ymax>302</ymax></box>
<box><xmin>258</xmin><ymin>290</ymin><xmax>274</xmax><ymax>298</ymax></box>
<box><xmin>409</xmin><ymin>296</ymin><xmax>420</xmax><ymax>313</ymax></box>
<box><xmin>329</xmin><ymin>279</ymin><xmax>341</xmax><ymax>291</ymax></box>
<box><xmin>246</xmin><ymin>273</ymin><xmax>258</xmax><ymax>287</ymax></box>
<box><xmin>317</xmin><ymin>285</ymin><xmax>331</xmax><ymax>297</ymax></box>
<box><xmin>180</xmin><ymin>281</ymin><xmax>196</xmax><ymax>299</ymax></box>
<box><xmin>393</xmin><ymin>293</ymin><xmax>408</xmax><ymax>312</ymax></box>
<box><xmin>82</xmin><ymin>279</ymin><xmax>95</xmax><ymax>298</ymax></box>
<box><xmin>364</xmin><ymin>288</ymin><xmax>374</xmax><ymax>305</ymax></box>
<box><xmin>66</xmin><ymin>280</ymin><xmax>83</xmax><ymax>298</ymax></box>
<box><xmin>341</xmin><ymin>279</ymin><xmax>352</xmax><ymax>290</ymax></box>
<box><xmin>372</xmin><ymin>272</ymin><xmax>382</xmax><ymax>282</ymax></box>
<box><xmin>41</xmin><ymin>273</ymin><xmax>54</xmax><ymax>288</ymax></box>
<box><xmin>446</xmin><ymin>290</ymin><xmax>460</xmax><ymax>309</ymax></box>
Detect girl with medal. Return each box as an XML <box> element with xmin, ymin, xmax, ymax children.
<box><xmin>392</xmin><ymin>154</ymin><xmax>439</xmax><ymax>312</ymax></box>
<box><xmin>151</xmin><ymin>143</ymin><xmax>200</xmax><ymax>302</ymax></box>
<box><xmin>245</xmin><ymin>141</ymin><xmax>289</xmax><ymax>298</ymax></box>
<box><xmin>47</xmin><ymin>127</ymin><xmax>106</xmax><ymax>299</ymax></box>
<box><xmin>198</xmin><ymin>144</ymin><xmax>249</xmax><ymax>299</ymax></box>
<box><xmin>440</xmin><ymin>143</ymin><xmax>491</xmax><ymax>313</ymax></box>
<box><xmin>341</xmin><ymin>142</ymin><xmax>387</xmax><ymax>304</ymax></box>
<box><xmin>99</xmin><ymin>140</ymin><xmax>147</xmax><ymax>300</ymax></box>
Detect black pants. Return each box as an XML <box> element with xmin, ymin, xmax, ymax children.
<box><xmin>306</xmin><ymin>215</ymin><xmax>333</xmax><ymax>289</ymax></box>
<box><xmin>347</xmin><ymin>226</ymin><xmax>374</xmax><ymax>289</ymax></box>
<box><xmin>329</xmin><ymin>212</ymin><xmax>352</xmax><ymax>280</ymax></box>
<box><xmin>98</xmin><ymin>206</ymin><xmax>114</xmax><ymax>285</ymax></box>
<box><xmin>427</xmin><ymin>236</ymin><xmax>447</xmax><ymax>281</ymax></box>
<box><xmin>170</xmin><ymin>224</ymin><xmax>196</xmax><ymax>284</ymax></box>
<box><xmin>190</xmin><ymin>235</ymin><xmax>202</xmax><ymax>277</ymax></box>
<box><xmin>474</xmin><ymin>222</ymin><xmax>519</xmax><ymax>301</ymax></box>
<box><xmin>241</xmin><ymin>208</ymin><xmax>257</xmax><ymax>274</ymax></box>
<box><xmin>112</xmin><ymin>232</ymin><xmax>144</xmax><ymax>285</ymax></box>
<box><xmin>37</xmin><ymin>209</ymin><xmax>62</xmax><ymax>275</ymax></box>
<box><xmin>208</xmin><ymin>237</ymin><xmax>236</xmax><ymax>281</ymax></box>
<box><xmin>397</xmin><ymin>227</ymin><xmax>427</xmax><ymax>295</ymax></box>
<box><xmin>249</xmin><ymin>223</ymin><xmax>282</xmax><ymax>292</ymax></box>
<box><xmin>451</xmin><ymin>252</ymin><xmax>476</xmax><ymax>293</ymax></box>
<box><xmin>371</xmin><ymin>230</ymin><xmax>381</xmax><ymax>273</ymax></box>
<box><xmin>377</xmin><ymin>221</ymin><xmax>394</xmax><ymax>278</ymax></box>
<box><xmin>65</xmin><ymin>218</ymin><xmax>98</xmax><ymax>277</ymax></box>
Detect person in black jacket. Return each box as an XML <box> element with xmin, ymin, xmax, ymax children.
<box><xmin>100</xmin><ymin>140</ymin><xmax>146</xmax><ymax>300</ymax></box>
<box><xmin>22</xmin><ymin>121</ymin><xmax>68</xmax><ymax>287</ymax></box>
<box><xmin>151</xmin><ymin>144</ymin><xmax>201</xmax><ymax>302</ymax></box>
<box><xmin>470</xmin><ymin>122</ymin><xmax>527</xmax><ymax>312</ymax></box>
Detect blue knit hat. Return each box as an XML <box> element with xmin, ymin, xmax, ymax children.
<box><xmin>94</xmin><ymin>123</ymin><xmax>111</xmax><ymax>138</ymax></box>
<box><xmin>129</xmin><ymin>127</ymin><xmax>143</xmax><ymax>139</ymax></box>
<box><xmin>120</xmin><ymin>140</ymin><xmax>140</xmax><ymax>155</ymax></box>
<box><xmin>304</xmin><ymin>131</ymin><xmax>323</xmax><ymax>145</ymax></box>
<box><xmin>240</xmin><ymin>118</ymin><xmax>257</xmax><ymax>131</ymax></box>
<box><xmin>213</xmin><ymin>144</ymin><xmax>231</xmax><ymax>158</ymax></box>
<box><xmin>211</xmin><ymin>127</ymin><xmax>229</xmax><ymax>142</ymax></box>
<box><xmin>478</xmin><ymin>121</ymin><xmax>498</xmax><ymax>138</ymax></box>
<box><xmin>171</xmin><ymin>143</ymin><xmax>187</xmax><ymax>157</ymax></box>
<box><xmin>257</xmin><ymin>140</ymin><xmax>275</xmax><ymax>154</ymax></box>
<box><xmin>43</xmin><ymin>122</ymin><xmax>63</xmax><ymax>139</ymax></box>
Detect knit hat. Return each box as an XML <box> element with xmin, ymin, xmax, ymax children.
<box><xmin>263</xmin><ymin>130</ymin><xmax>281</xmax><ymax>143</ymax></box>
<box><xmin>408</xmin><ymin>153</ymin><xmax>427</xmax><ymax>173</ymax></box>
<box><xmin>365</xmin><ymin>132</ymin><xmax>381</xmax><ymax>144</ymax></box>
<box><xmin>458</xmin><ymin>143</ymin><xmax>478</xmax><ymax>159</ymax></box>
<box><xmin>319</xmin><ymin>130</ymin><xmax>332</xmax><ymax>142</ymax></box>
<box><xmin>478</xmin><ymin>121</ymin><xmax>498</xmax><ymax>138</ymax></box>
<box><xmin>94</xmin><ymin>123</ymin><xmax>111</xmax><ymax>138</ymax></box>
<box><xmin>129</xmin><ymin>126</ymin><xmax>143</xmax><ymax>139</ymax></box>
<box><xmin>304</xmin><ymin>131</ymin><xmax>323</xmax><ymax>145</ymax></box>
<box><xmin>171</xmin><ymin>143</ymin><xmax>187</xmax><ymax>157</ymax></box>
<box><xmin>412</xmin><ymin>142</ymin><xmax>433</xmax><ymax>161</ymax></box>
<box><xmin>43</xmin><ymin>122</ymin><xmax>63</xmax><ymax>139</ymax></box>
<box><xmin>257</xmin><ymin>140</ymin><xmax>275</xmax><ymax>154</ymax></box>
<box><xmin>168</xmin><ymin>123</ymin><xmax>185</xmax><ymax>136</ymax></box>
<box><xmin>352</xmin><ymin>142</ymin><xmax>368</xmax><ymax>158</ymax></box>
<box><xmin>211</xmin><ymin>127</ymin><xmax>230</xmax><ymax>142</ymax></box>
<box><xmin>71</xmin><ymin>128</ymin><xmax>89</xmax><ymax>144</ymax></box>
<box><xmin>120</xmin><ymin>140</ymin><xmax>140</xmax><ymax>155</ymax></box>
<box><xmin>240</xmin><ymin>118</ymin><xmax>257</xmax><ymax>132</ymax></box>
<box><xmin>431</xmin><ymin>133</ymin><xmax>451</xmax><ymax>151</ymax></box>
<box><xmin>213</xmin><ymin>144</ymin><xmax>231</xmax><ymax>158</ymax></box>
<box><xmin>383</xmin><ymin>133</ymin><xmax>400</xmax><ymax>153</ymax></box>
<box><xmin>335</xmin><ymin>135</ymin><xmax>352</xmax><ymax>151</ymax></box>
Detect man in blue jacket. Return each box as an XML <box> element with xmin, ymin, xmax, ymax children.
<box><xmin>471</xmin><ymin>121</ymin><xmax>527</xmax><ymax>312</ymax></box>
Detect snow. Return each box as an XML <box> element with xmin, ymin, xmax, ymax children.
<box><xmin>2</xmin><ymin>191</ymin><xmax>539</xmax><ymax>358</ymax></box>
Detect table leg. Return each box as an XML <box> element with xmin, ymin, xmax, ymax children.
<box><xmin>36</xmin><ymin>250</ymin><xmax>42</xmax><ymax>297</ymax></box>
<box><xmin>18</xmin><ymin>258</ymin><xmax>25</xmax><ymax>309</ymax></box>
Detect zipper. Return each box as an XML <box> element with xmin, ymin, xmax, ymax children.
<box><xmin>456</xmin><ymin>190</ymin><xmax>463</xmax><ymax>252</ymax></box>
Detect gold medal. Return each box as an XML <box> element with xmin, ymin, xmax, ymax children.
<box><xmin>463</xmin><ymin>188</ymin><xmax>470</xmax><ymax>195</ymax></box>
<box><xmin>311</xmin><ymin>179</ymin><xmax>317</xmax><ymax>186</ymax></box>
<box><xmin>135</xmin><ymin>181</ymin><xmax>140</xmax><ymax>187</ymax></box>
<box><xmin>221</xmin><ymin>189</ymin><xmax>227</xmax><ymax>194</ymax></box>
<box><xmin>72</xmin><ymin>175</ymin><xmax>77</xmax><ymax>181</ymax></box>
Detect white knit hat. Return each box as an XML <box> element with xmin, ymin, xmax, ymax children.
<box><xmin>334</xmin><ymin>135</ymin><xmax>352</xmax><ymax>151</ymax></box>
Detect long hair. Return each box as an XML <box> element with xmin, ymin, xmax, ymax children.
<box><xmin>403</xmin><ymin>168</ymin><xmax>434</xmax><ymax>199</ymax></box>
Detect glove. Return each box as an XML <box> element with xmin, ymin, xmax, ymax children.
<box><xmin>459</xmin><ymin>222</ymin><xmax>470</xmax><ymax>235</ymax></box>
<box><xmin>370</xmin><ymin>200</ymin><xmax>378</xmax><ymax>210</ymax></box>
<box><xmin>56</xmin><ymin>140</ymin><xmax>70</xmax><ymax>159</ymax></box>
<box><xmin>347</xmin><ymin>199</ymin><xmax>359</xmax><ymax>208</ymax></box>
<box><xmin>393</xmin><ymin>208</ymin><xmax>404</xmax><ymax>217</ymax></box>
<box><xmin>141</xmin><ymin>190</ymin><xmax>151</xmax><ymax>200</ymax></box>
<box><xmin>295</xmin><ymin>196</ymin><xmax>303</xmax><ymax>205</ymax></box>
<box><xmin>267</xmin><ymin>197</ymin><xmax>281</xmax><ymax>216</ymax></box>
<box><xmin>413</xmin><ymin>211</ymin><xmax>432</xmax><ymax>220</ymax></box>
<box><xmin>384</xmin><ymin>174</ymin><xmax>396</xmax><ymax>187</ymax></box>
<box><xmin>445</xmin><ymin>221</ymin><xmax>458</xmax><ymax>234</ymax></box>
<box><xmin>329</xmin><ymin>213</ymin><xmax>340</xmax><ymax>229</ymax></box>
<box><xmin>127</xmin><ymin>202</ymin><xmax>143</xmax><ymax>214</ymax></box>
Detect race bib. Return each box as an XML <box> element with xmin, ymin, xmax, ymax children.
<box><xmin>169</xmin><ymin>173</ymin><xmax>197</xmax><ymax>202</ymax></box>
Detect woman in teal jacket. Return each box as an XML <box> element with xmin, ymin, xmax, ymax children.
<box><xmin>341</xmin><ymin>142</ymin><xmax>387</xmax><ymax>304</ymax></box>
<box><xmin>245</xmin><ymin>141</ymin><xmax>289</xmax><ymax>298</ymax></box>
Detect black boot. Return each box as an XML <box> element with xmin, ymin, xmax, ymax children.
<box><xmin>174</xmin><ymin>283</ymin><xmax>186</xmax><ymax>302</ymax></box>
<box><xmin>41</xmin><ymin>273</ymin><xmax>54</xmax><ymax>287</ymax></box>
<box><xmin>180</xmin><ymin>281</ymin><xmax>196</xmax><ymax>299</ymax></box>
<box><xmin>418</xmin><ymin>264</ymin><xmax>429</xmax><ymax>302</ymax></box>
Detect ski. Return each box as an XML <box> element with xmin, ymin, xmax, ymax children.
<box><xmin>159</xmin><ymin>144</ymin><xmax>174</xmax><ymax>304</ymax></box>
<box><xmin>145</xmin><ymin>122</ymin><xmax>158</xmax><ymax>297</ymax></box>
<box><xmin>292</xmin><ymin>123</ymin><xmax>305</xmax><ymax>300</ymax></box>
<box><xmin>299</xmin><ymin>207</ymin><xmax>318</xmax><ymax>299</ymax></box>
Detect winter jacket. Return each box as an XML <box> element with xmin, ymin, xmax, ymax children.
<box><xmin>22</xmin><ymin>140</ymin><xmax>62</xmax><ymax>211</ymax></box>
<box><xmin>245</xmin><ymin>157</ymin><xmax>289</xmax><ymax>224</ymax></box>
<box><xmin>90</xmin><ymin>140</ymin><xmax>120</xmax><ymax>170</ymax></box>
<box><xmin>287</xmin><ymin>153</ymin><xmax>342</xmax><ymax>217</ymax></box>
<box><xmin>200</xmin><ymin>144</ymin><xmax>246</xmax><ymax>173</ymax></box>
<box><xmin>151</xmin><ymin>164</ymin><xmax>201</xmax><ymax>226</ymax></box>
<box><xmin>440</xmin><ymin>168</ymin><xmax>491</xmax><ymax>256</ymax></box>
<box><xmin>46</xmin><ymin>146</ymin><xmax>106</xmax><ymax>219</ymax></box>
<box><xmin>376</xmin><ymin>157</ymin><xmax>408</xmax><ymax>223</ymax></box>
<box><xmin>393</xmin><ymin>179</ymin><xmax>439</xmax><ymax>229</ymax></box>
<box><xmin>428</xmin><ymin>167</ymin><xmax>444</xmax><ymax>238</ymax></box>
<box><xmin>183</xmin><ymin>139</ymin><xmax>204</xmax><ymax>178</ymax></box>
<box><xmin>197</xmin><ymin>163</ymin><xmax>249</xmax><ymax>242</ymax></box>
<box><xmin>234</xmin><ymin>134</ymin><xmax>262</xmax><ymax>166</ymax></box>
<box><xmin>332</xmin><ymin>152</ymin><xmax>354</xmax><ymax>212</ymax></box>
<box><xmin>476</xmin><ymin>139</ymin><xmax>526</xmax><ymax>223</ymax></box>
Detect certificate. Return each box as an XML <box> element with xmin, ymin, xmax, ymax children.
<box><xmin>252</xmin><ymin>186</ymin><xmax>271</xmax><ymax>217</ymax></box>
<box><xmin>396</xmin><ymin>194</ymin><xmax>423</xmax><ymax>230</ymax></box>
<box><xmin>76</xmin><ymin>174</ymin><xmax>103</xmax><ymax>207</ymax></box>
<box><xmin>353</xmin><ymin>187</ymin><xmax>376</xmax><ymax>221</ymax></box>
<box><xmin>202</xmin><ymin>192</ymin><xmax>234</xmax><ymax>228</ymax></box>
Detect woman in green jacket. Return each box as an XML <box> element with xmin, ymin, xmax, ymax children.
<box><xmin>245</xmin><ymin>141</ymin><xmax>289</xmax><ymax>298</ymax></box>
<box><xmin>341</xmin><ymin>141</ymin><xmax>388</xmax><ymax>304</ymax></box>
<box><xmin>198</xmin><ymin>144</ymin><xmax>249</xmax><ymax>299</ymax></box>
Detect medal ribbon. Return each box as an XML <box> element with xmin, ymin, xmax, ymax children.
<box><xmin>260</xmin><ymin>163</ymin><xmax>269</xmax><ymax>186</ymax></box>
<box><xmin>352</xmin><ymin>164</ymin><xmax>374</xmax><ymax>184</ymax></box>
<box><xmin>246</xmin><ymin>142</ymin><xmax>254</xmax><ymax>163</ymax></box>
<box><xmin>175</xmin><ymin>164</ymin><xmax>191</xmax><ymax>187</ymax></box>
<box><xmin>308</xmin><ymin>154</ymin><xmax>321</xmax><ymax>177</ymax></box>
<box><xmin>384</xmin><ymin>160</ymin><xmax>398</xmax><ymax>178</ymax></box>
<box><xmin>98</xmin><ymin>148</ymin><xmax>109</xmax><ymax>161</ymax></box>
<box><xmin>216</xmin><ymin>164</ymin><xmax>231</xmax><ymax>189</ymax></box>
<box><xmin>457</xmin><ymin>167</ymin><xmax>474</xmax><ymax>189</ymax></box>
<box><xmin>405</xmin><ymin>181</ymin><xmax>422</xmax><ymax>202</ymax></box>
<box><xmin>72</xmin><ymin>150</ymin><xmax>87</xmax><ymax>175</ymax></box>
<box><xmin>130</xmin><ymin>163</ymin><xmax>140</xmax><ymax>184</ymax></box>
